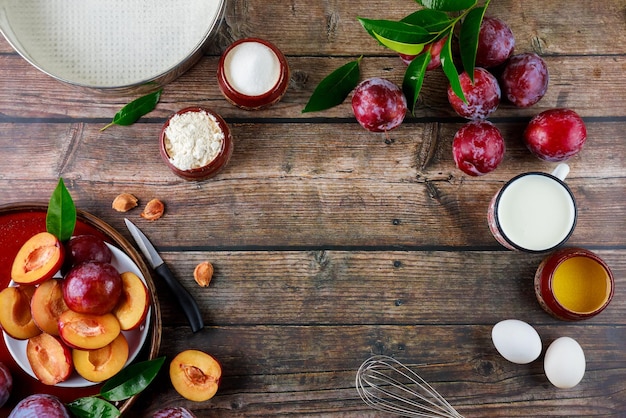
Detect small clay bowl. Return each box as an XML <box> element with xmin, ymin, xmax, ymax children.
<box><xmin>217</xmin><ymin>38</ymin><xmax>290</xmax><ymax>110</ymax></box>
<box><xmin>534</xmin><ymin>247</ymin><xmax>615</xmax><ymax>321</ymax></box>
<box><xmin>159</xmin><ymin>107</ymin><xmax>233</xmax><ymax>181</ymax></box>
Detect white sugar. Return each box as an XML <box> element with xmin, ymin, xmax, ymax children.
<box><xmin>164</xmin><ymin>111</ymin><xmax>224</xmax><ymax>170</ymax></box>
<box><xmin>224</xmin><ymin>41</ymin><xmax>280</xmax><ymax>96</ymax></box>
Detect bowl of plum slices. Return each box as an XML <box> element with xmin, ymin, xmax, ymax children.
<box><xmin>0</xmin><ymin>203</ymin><xmax>161</xmax><ymax>414</ymax></box>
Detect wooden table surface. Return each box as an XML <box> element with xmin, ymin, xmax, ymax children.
<box><xmin>1</xmin><ymin>1</ymin><xmax>625</xmax><ymax>416</ymax></box>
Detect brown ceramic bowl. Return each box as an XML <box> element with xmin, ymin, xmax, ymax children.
<box><xmin>217</xmin><ymin>38</ymin><xmax>290</xmax><ymax>110</ymax></box>
<box><xmin>534</xmin><ymin>247</ymin><xmax>614</xmax><ymax>321</ymax></box>
<box><xmin>159</xmin><ymin>107</ymin><xmax>234</xmax><ymax>181</ymax></box>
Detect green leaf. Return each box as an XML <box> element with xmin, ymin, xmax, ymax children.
<box><xmin>440</xmin><ymin>31</ymin><xmax>466</xmax><ymax>103</ymax></box>
<box><xmin>402</xmin><ymin>53</ymin><xmax>431</xmax><ymax>115</ymax></box>
<box><xmin>358</xmin><ymin>18</ymin><xmax>435</xmax><ymax>45</ymax></box>
<box><xmin>373</xmin><ymin>31</ymin><xmax>425</xmax><ymax>55</ymax></box>
<box><xmin>415</xmin><ymin>0</ymin><xmax>477</xmax><ymax>12</ymax></box>
<box><xmin>100</xmin><ymin>356</ymin><xmax>166</xmax><ymax>402</ymax></box>
<box><xmin>101</xmin><ymin>89</ymin><xmax>162</xmax><ymax>131</ymax></box>
<box><xmin>401</xmin><ymin>9</ymin><xmax>452</xmax><ymax>32</ymax></box>
<box><xmin>67</xmin><ymin>397</ymin><xmax>120</xmax><ymax>418</ymax></box>
<box><xmin>302</xmin><ymin>57</ymin><xmax>362</xmax><ymax>113</ymax></box>
<box><xmin>459</xmin><ymin>5</ymin><xmax>488</xmax><ymax>83</ymax></box>
<box><xmin>46</xmin><ymin>178</ymin><xmax>76</xmax><ymax>242</ymax></box>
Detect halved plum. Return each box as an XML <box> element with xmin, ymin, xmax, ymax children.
<box><xmin>113</xmin><ymin>272</ymin><xmax>150</xmax><ymax>331</ymax></box>
<box><xmin>31</xmin><ymin>279</ymin><xmax>69</xmax><ymax>336</ymax></box>
<box><xmin>73</xmin><ymin>333</ymin><xmax>129</xmax><ymax>382</ymax></box>
<box><xmin>169</xmin><ymin>350</ymin><xmax>222</xmax><ymax>402</ymax></box>
<box><xmin>58</xmin><ymin>310</ymin><xmax>121</xmax><ymax>350</ymax></box>
<box><xmin>0</xmin><ymin>285</ymin><xmax>41</xmax><ymax>340</ymax></box>
<box><xmin>26</xmin><ymin>333</ymin><xmax>73</xmax><ymax>386</ymax></box>
<box><xmin>11</xmin><ymin>232</ymin><xmax>64</xmax><ymax>285</ymax></box>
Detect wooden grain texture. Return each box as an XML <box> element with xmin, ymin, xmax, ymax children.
<box><xmin>0</xmin><ymin>55</ymin><xmax>624</xmax><ymax>119</ymax></box>
<box><xmin>0</xmin><ymin>0</ymin><xmax>624</xmax><ymax>416</ymax></box>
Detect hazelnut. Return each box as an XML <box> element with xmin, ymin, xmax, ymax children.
<box><xmin>112</xmin><ymin>193</ymin><xmax>138</xmax><ymax>212</ymax></box>
<box><xmin>140</xmin><ymin>199</ymin><xmax>165</xmax><ymax>221</ymax></box>
<box><xmin>194</xmin><ymin>262</ymin><xmax>214</xmax><ymax>287</ymax></box>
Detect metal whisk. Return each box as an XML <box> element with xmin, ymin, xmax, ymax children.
<box><xmin>356</xmin><ymin>355</ymin><xmax>464</xmax><ymax>418</ymax></box>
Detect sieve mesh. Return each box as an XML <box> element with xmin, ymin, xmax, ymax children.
<box><xmin>0</xmin><ymin>0</ymin><xmax>223</xmax><ymax>87</ymax></box>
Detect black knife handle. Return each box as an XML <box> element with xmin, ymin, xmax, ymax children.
<box><xmin>155</xmin><ymin>264</ymin><xmax>204</xmax><ymax>333</ymax></box>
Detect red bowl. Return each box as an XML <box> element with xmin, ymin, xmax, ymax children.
<box><xmin>159</xmin><ymin>107</ymin><xmax>233</xmax><ymax>181</ymax></box>
<box><xmin>217</xmin><ymin>38</ymin><xmax>290</xmax><ymax>110</ymax></box>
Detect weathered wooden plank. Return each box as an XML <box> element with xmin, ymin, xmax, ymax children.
<box><xmin>2</xmin><ymin>0</ymin><xmax>623</xmax><ymax>56</ymax></box>
<box><xmin>127</xmin><ymin>323</ymin><xmax>626</xmax><ymax>416</ymax></box>
<box><xmin>149</xmin><ymin>250</ymin><xmax>626</xmax><ymax>326</ymax></box>
<box><xmin>1</xmin><ymin>121</ymin><xmax>623</xmax><ymax>247</ymax></box>
<box><xmin>0</xmin><ymin>54</ymin><xmax>624</xmax><ymax>119</ymax></box>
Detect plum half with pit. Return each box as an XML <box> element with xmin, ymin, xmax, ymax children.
<box><xmin>352</xmin><ymin>78</ymin><xmax>407</xmax><ymax>132</ymax></box>
<box><xmin>524</xmin><ymin>108</ymin><xmax>587</xmax><ymax>161</ymax></box>
<box><xmin>475</xmin><ymin>17</ymin><xmax>515</xmax><ymax>68</ymax></box>
<box><xmin>453</xmin><ymin>120</ymin><xmax>505</xmax><ymax>176</ymax></box>
<box><xmin>8</xmin><ymin>394</ymin><xmax>70</xmax><ymax>418</ymax></box>
<box><xmin>447</xmin><ymin>68</ymin><xmax>501</xmax><ymax>120</ymax></box>
<box><xmin>500</xmin><ymin>53</ymin><xmax>549</xmax><ymax>107</ymax></box>
<box><xmin>62</xmin><ymin>261</ymin><xmax>122</xmax><ymax>315</ymax></box>
<box><xmin>11</xmin><ymin>232</ymin><xmax>64</xmax><ymax>285</ymax></box>
<box><xmin>170</xmin><ymin>350</ymin><xmax>222</xmax><ymax>402</ymax></box>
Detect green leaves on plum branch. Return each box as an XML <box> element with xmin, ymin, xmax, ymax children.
<box><xmin>100</xmin><ymin>356</ymin><xmax>166</xmax><ymax>401</ymax></box>
<box><xmin>302</xmin><ymin>57</ymin><xmax>362</xmax><ymax>113</ymax></box>
<box><xmin>302</xmin><ymin>0</ymin><xmax>491</xmax><ymax>115</ymax></box>
<box><xmin>67</xmin><ymin>397</ymin><xmax>121</xmax><ymax>418</ymax></box>
<box><xmin>358</xmin><ymin>18</ymin><xmax>433</xmax><ymax>55</ymax></box>
<box><xmin>66</xmin><ymin>357</ymin><xmax>165</xmax><ymax>418</ymax></box>
<box><xmin>459</xmin><ymin>5</ymin><xmax>489</xmax><ymax>83</ymax></box>
<box><xmin>402</xmin><ymin>53</ymin><xmax>431</xmax><ymax>112</ymax></box>
<box><xmin>101</xmin><ymin>89</ymin><xmax>162</xmax><ymax>131</ymax></box>
<box><xmin>46</xmin><ymin>178</ymin><xmax>76</xmax><ymax>242</ymax></box>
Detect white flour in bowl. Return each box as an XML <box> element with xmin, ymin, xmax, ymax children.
<box><xmin>164</xmin><ymin>110</ymin><xmax>224</xmax><ymax>170</ymax></box>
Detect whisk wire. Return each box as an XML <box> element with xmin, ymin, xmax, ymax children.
<box><xmin>359</xmin><ymin>368</ymin><xmax>453</xmax><ymax>416</ymax></box>
<box><xmin>356</xmin><ymin>355</ymin><xmax>464</xmax><ymax>418</ymax></box>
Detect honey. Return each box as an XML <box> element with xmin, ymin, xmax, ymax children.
<box><xmin>552</xmin><ymin>255</ymin><xmax>610</xmax><ymax>313</ymax></box>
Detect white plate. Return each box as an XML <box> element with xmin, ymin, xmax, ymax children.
<box><xmin>3</xmin><ymin>243</ymin><xmax>151</xmax><ymax>388</ymax></box>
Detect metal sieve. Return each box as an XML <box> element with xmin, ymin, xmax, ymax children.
<box><xmin>0</xmin><ymin>0</ymin><xmax>225</xmax><ymax>93</ymax></box>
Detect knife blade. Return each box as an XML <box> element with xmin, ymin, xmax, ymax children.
<box><xmin>124</xmin><ymin>218</ymin><xmax>204</xmax><ymax>333</ymax></box>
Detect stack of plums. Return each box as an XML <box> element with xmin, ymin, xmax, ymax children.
<box><xmin>0</xmin><ymin>232</ymin><xmax>150</xmax><ymax>386</ymax></box>
<box><xmin>350</xmin><ymin>16</ymin><xmax>587</xmax><ymax>175</ymax></box>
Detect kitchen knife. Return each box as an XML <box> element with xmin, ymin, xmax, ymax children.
<box><xmin>124</xmin><ymin>218</ymin><xmax>204</xmax><ymax>333</ymax></box>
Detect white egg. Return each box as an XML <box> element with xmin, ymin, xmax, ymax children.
<box><xmin>544</xmin><ymin>336</ymin><xmax>586</xmax><ymax>389</ymax></box>
<box><xmin>491</xmin><ymin>319</ymin><xmax>542</xmax><ymax>364</ymax></box>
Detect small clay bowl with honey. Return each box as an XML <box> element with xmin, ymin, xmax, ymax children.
<box><xmin>534</xmin><ymin>247</ymin><xmax>615</xmax><ymax>320</ymax></box>
<box><xmin>217</xmin><ymin>38</ymin><xmax>290</xmax><ymax>110</ymax></box>
<box><xmin>159</xmin><ymin>107</ymin><xmax>233</xmax><ymax>181</ymax></box>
